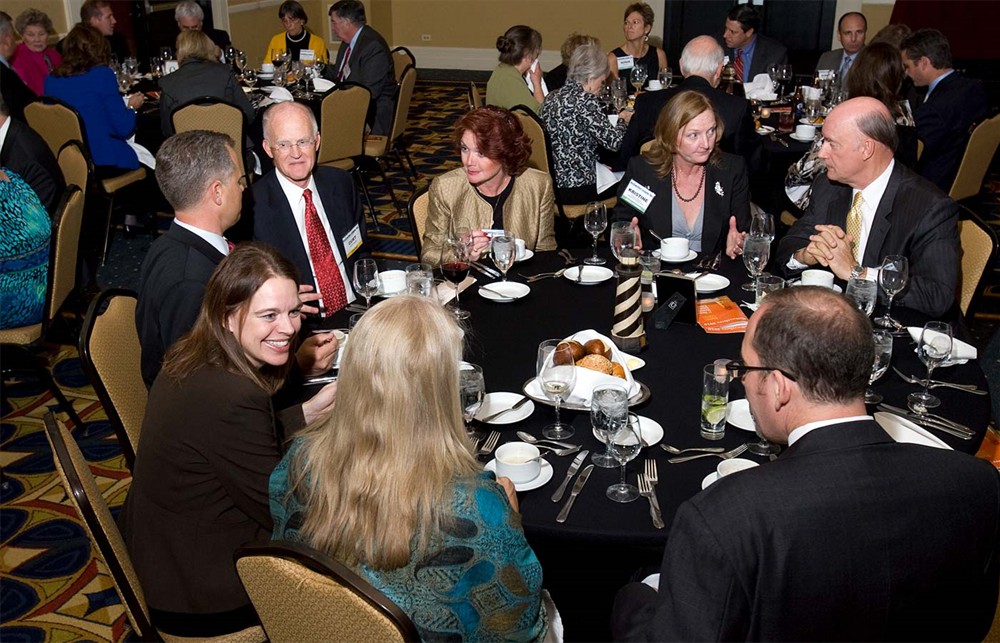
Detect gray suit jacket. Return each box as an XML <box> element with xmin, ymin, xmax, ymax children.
<box><xmin>816</xmin><ymin>48</ymin><xmax>845</xmax><ymax>71</ymax></box>
<box><xmin>325</xmin><ymin>26</ymin><xmax>396</xmax><ymax>135</ymax></box>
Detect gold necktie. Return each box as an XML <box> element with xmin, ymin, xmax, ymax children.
<box><xmin>846</xmin><ymin>192</ymin><xmax>864</xmax><ymax>261</ymax></box>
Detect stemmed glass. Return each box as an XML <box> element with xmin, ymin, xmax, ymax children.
<box><xmin>537</xmin><ymin>340</ymin><xmax>577</xmax><ymax>440</ymax></box>
<box><xmin>775</xmin><ymin>64</ymin><xmax>793</xmax><ymax>98</ymax></box>
<box><xmin>235</xmin><ymin>50</ymin><xmax>248</xmax><ymax>75</ymax></box>
<box><xmin>630</xmin><ymin>64</ymin><xmax>648</xmax><ymax>94</ymax></box>
<box><xmin>584</xmin><ymin>202</ymin><xmax>608</xmax><ymax>265</ymax></box>
<box><xmin>352</xmin><ymin>258</ymin><xmax>380</xmax><ymax>310</ymax></box>
<box><xmin>289</xmin><ymin>61</ymin><xmax>305</xmax><ymax>96</ymax></box>
<box><xmin>846</xmin><ymin>278</ymin><xmax>877</xmax><ymax>317</ymax></box>
<box><xmin>866</xmin><ymin>329</ymin><xmax>893</xmax><ymax>405</ymax></box>
<box><xmin>908</xmin><ymin>322</ymin><xmax>952</xmax><ymax>410</ymax></box>
<box><xmin>591</xmin><ymin>384</ymin><xmax>629</xmax><ymax>468</ymax></box>
<box><xmin>610</xmin><ymin>78</ymin><xmax>628</xmax><ymax>111</ymax></box>
<box><xmin>610</xmin><ymin>221</ymin><xmax>636</xmax><ymax>264</ymax></box>
<box><xmin>658</xmin><ymin>68</ymin><xmax>673</xmax><ymax>87</ymax></box>
<box><xmin>243</xmin><ymin>69</ymin><xmax>258</xmax><ymax>92</ymax></box>
<box><xmin>875</xmin><ymin>255</ymin><xmax>908</xmax><ymax>331</ymax></box>
<box><xmin>491</xmin><ymin>235</ymin><xmax>515</xmax><ymax>281</ymax></box>
<box><xmin>159</xmin><ymin>46</ymin><xmax>173</xmax><ymax>61</ymax></box>
<box><xmin>606</xmin><ymin>413</ymin><xmax>642</xmax><ymax>503</ymax></box>
<box><xmin>441</xmin><ymin>227</ymin><xmax>472</xmax><ymax>320</ymax></box>
<box><xmin>750</xmin><ymin>211</ymin><xmax>774</xmax><ymax>243</ymax></box>
<box><xmin>741</xmin><ymin>234</ymin><xmax>770</xmax><ymax>291</ymax></box>
<box><xmin>149</xmin><ymin>57</ymin><xmax>163</xmax><ymax>80</ymax></box>
<box><xmin>459</xmin><ymin>363</ymin><xmax>485</xmax><ymax>432</ymax></box>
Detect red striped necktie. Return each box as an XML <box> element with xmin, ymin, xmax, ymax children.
<box><xmin>734</xmin><ymin>49</ymin><xmax>744</xmax><ymax>83</ymax></box>
<box><xmin>337</xmin><ymin>45</ymin><xmax>351</xmax><ymax>81</ymax></box>
<box><xmin>303</xmin><ymin>188</ymin><xmax>348</xmax><ymax>315</ymax></box>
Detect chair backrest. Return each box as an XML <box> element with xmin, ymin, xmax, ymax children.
<box><xmin>24</xmin><ymin>96</ymin><xmax>85</xmax><ymax>157</ymax></box>
<box><xmin>389</xmin><ymin>64</ymin><xmax>417</xmax><ymax>145</ymax></box>
<box><xmin>42</xmin><ymin>412</ymin><xmax>155</xmax><ymax>639</ymax></box>
<box><xmin>172</xmin><ymin>98</ymin><xmax>248</xmax><ymax>178</ymax></box>
<box><xmin>390</xmin><ymin>46</ymin><xmax>415</xmax><ymax>84</ymax></box>
<box><xmin>407</xmin><ymin>185</ymin><xmax>430</xmax><ymax>257</ymax></box>
<box><xmin>79</xmin><ymin>289</ymin><xmax>146</xmax><ymax>470</ymax></box>
<box><xmin>49</xmin><ymin>186</ymin><xmax>84</xmax><ymax>320</ymax></box>
<box><xmin>318</xmin><ymin>82</ymin><xmax>371</xmax><ymax>164</ymax></box>
<box><xmin>949</xmin><ymin>112</ymin><xmax>1000</xmax><ymax>202</ymax></box>
<box><xmin>57</xmin><ymin>140</ymin><xmax>90</xmax><ymax>191</ymax></box>
<box><xmin>957</xmin><ymin>207</ymin><xmax>998</xmax><ymax>316</ymax></box>
<box><xmin>468</xmin><ymin>82</ymin><xmax>482</xmax><ymax>109</ymax></box>
<box><xmin>510</xmin><ymin>105</ymin><xmax>550</xmax><ymax>175</ymax></box>
<box><xmin>235</xmin><ymin>541</ymin><xmax>420</xmax><ymax>643</ymax></box>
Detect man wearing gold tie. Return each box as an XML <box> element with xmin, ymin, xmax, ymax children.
<box><xmin>775</xmin><ymin>96</ymin><xmax>959</xmax><ymax>318</ymax></box>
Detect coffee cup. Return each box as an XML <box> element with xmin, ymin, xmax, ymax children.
<box><xmin>261</xmin><ymin>62</ymin><xmax>275</xmax><ymax>74</ymax></box>
<box><xmin>660</xmin><ymin>237</ymin><xmax>689</xmax><ymax>260</ymax></box>
<box><xmin>795</xmin><ymin>124</ymin><xmax>816</xmax><ymax>140</ymax></box>
<box><xmin>801</xmin><ymin>269</ymin><xmax>835</xmax><ymax>289</ymax></box>
<box><xmin>379</xmin><ymin>270</ymin><xmax>406</xmax><ymax>294</ymax></box>
<box><xmin>514</xmin><ymin>238</ymin><xmax>526</xmax><ymax>260</ymax></box>
<box><xmin>717</xmin><ymin>458</ymin><xmax>759</xmax><ymax>478</ymax></box>
<box><xmin>647</xmin><ymin>80</ymin><xmax>663</xmax><ymax>90</ymax></box>
<box><xmin>494</xmin><ymin>442</ymin><xmax>541</xmax><ymax>484</ymax></box>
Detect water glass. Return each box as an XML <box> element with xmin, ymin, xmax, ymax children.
<box><xmin>658</xmin><ymin>68</ymin><xmax>673</xmax><ymax>87</ymax></box>
<box><xmin>607</xmin><ymin>413</ymin><xmax>642</xmax><ymax>503</ymax></box>
<box><xmin>459</xmin><ymin>363</ymin><xmax>485</xmax><ymax>431</ymax></box>
<box><xmin>701</xmin><ymin>362</ymin><xmax>730</xmax><ymax>440</ymax></box>
<box><xmin>610</xmin><ymin>221</ymin><xmax>636</xmax><ymax>264</ymax></box>
<box><xmin>908</xmin><ymin>322</ymin><xmax>952</xmax><ymax>410</ymax></box>
<box><xmin>866</xmin><ymin>330</ymin><xmax>893</xmax><ymax>404</ymax></box>
<box><xmin>584</xmin><ymin>202</ymin><xmax>608</xmax><ymax>265</ymax></box>
<box><xmin>755</xmin><ymin>273</ymin><xmax>784</xmax><ymax>304</ymax></box>
<box><xmin>538</xmin><ymin>340</ymin><xmax>577</xmax><ymax>439</ymax></box>
<box><xmin>405</xmin><ymin>262</ymin><xmax>433</xmax><ymax>297</ymax></box>
<box><xmin>742</xmin><ymin>234</ymin><xmax>771</xmax><ymax>292</ymax></box>
<box><xmin>352</xmin><ymin>258</ymin><xmax>380</xmax><ymax>310</ymax></box>
<box><xmin>846</xmin><ymin>278</ymin><xmax>877</xmax><ymax>317</ymax></box>
<box><xmin>591</xmin><ymin>384</ymin><xmax>629</xmax><ymax>468</ymax></box>
<box><xmin>491</xmin><ymin>235</ymin><xmax>516</xmax><ymax>281</ymax></box>
<box><xmin>750</xmin><ymin>211</ymin><xmax>775</xmax><ymax>243</ymax></box>
<box><xmin>875</xmin><ymin>255</ymin><xmax>908</xmax><ymax>331</ymax></box>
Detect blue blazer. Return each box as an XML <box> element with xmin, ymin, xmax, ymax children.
<box><xmin>44</xmin><ymin>66</ymin><xmax>138</xmax><ymax>170</ymax></box>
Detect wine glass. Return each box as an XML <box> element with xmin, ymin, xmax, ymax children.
<box><xmin>116</xmin><ymin>68</ymin><xmax>132</xmax><ymax>95</ymax></box>
<box><xmin>149</xmin><ymin>57</ymin><xmax>163</xmax><ymax>80</ymax></box>
<box><xmin>584</xmin><ymin>202</ymin><xmax>608</xmax><ymax>265</ymax></box>
<box><xmin>159</xmin><ymin>46</ymin><xmax>173</xmax><ymax>61</ymax></box>
<box><xmin>243</xmin><ymin>69</ymin><xmax>257</xmax><ymax>91</ymax></box>
<box><xmin>271</xmin><ymin>48</ymin><xmax>286</xmax><ymax>67</ymax></box>
<box><xmin>866</xmin><ymin>330</ymin><xmax>893</xmax><ymax>405</ymax></box>
<box><xmin>491</xmin><ymin>235</ymin><xmax>516</xmax><ymax>281</ymax></box>
<box><xmin>440</xmin><ymin>228</ymin><xmax>472</xmax><ymax>320</ymax></box>
<box><xmin>776</xmin><ymin>64</ymin><xmax>793</xmax><ymax>98</ymax></box>
<box><xmin>741</xmin><ymin>234</ymin><xmax>770</xmax><ymax>292</ymax></box>
<box><xmin>908</xmin><ymin>322</ymin><xmax>952</xmax><ymax>411</ymax></box>
<box><xmin>289</xmin><ymin>61</ymin><xmax>304</xmax><ymax>95</ymax></box>
<box><xmin>538</xmin><ymin>341</ymin><xmax>577</xmax><ymax>440</ymax></box>
<box><xmin>606</xmin><ymin>413</ymin><xmax>642</xmax><ymax>503</ymax></box>
<box><xmin>767</xmin><ymin>64</ymin><xmax>779</xmax><ymax>92</ymax></box>
<box><xmin>658</xmin><ymin>67</ymin><xmax>673</xmax><ymax>87</ymax></box>
<box><xmin>225</xmin><ymin>46</ymin><xmax>237</xmax><ymax>66</ymax></box>
<box><xmin>591</xmin><ymin>384</ymin><xmax>629</xmax><ymax>468</ymax></box>
<box><xmin>352</xmin><ymin>258</ymin><xmax>380</xmax><ymax>310</ymax></box>
<box><xmin>459</xmin><ymin>363</ymin><xmax>485</xmax><ymax>432</ymax></box>
<box><xmin>124</xmin><ymin>57</ymin><xmax>138</xmax><ymax>79</ymax></box>
<box><xmin>750</xmin><ymin>211</ymin><xmax>774</xmax><ymax>243</ymax></box>
<box><xmin>235</xmin><ymin>50</ymin><xmax>248</xmax><ymax>74</ymax></box>
<box><xmin>846</xmin><ymin>278</ymin><xmax>877</xmax><ymax>317</ymax></box>
<box><xmin>610</xmin><ymin>221</ymin><xmax>636</xmax><ymax>264</ymax></box>
<box><xmin>630</xmin><ymin>64</ymin><xmax>648</xmax><ymax>94</ymax></box>
<box><xmin>875</xmin><ymin>255</ymin><xmax>908</xmax><ymax>331</ymax></box>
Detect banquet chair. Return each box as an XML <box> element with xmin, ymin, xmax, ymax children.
<box><xmin>949</xmin><ymin>112</ymin><xmax>1000</xmax><ymax>202</ymax></box>
<box><xmin>1</xmin><ymin>186</ymin><xmax>86</xmax><ymax>433</ymax></box>
<box><xmin>957</xmin><ymin>207</ymin><xmax>997</xmax><ymax>318</ymax></box>
<box><xmin>468</xmin><ymin>82</ymin><xmax>483</xmax><ymax>109</ymax></box>
<box><xmin>172</xmin><ymin>97</ymin><xmax>250</xmax><ymax>182</ymax></box>
<box><xmin>390</xmin><ymin>46</ymin><xmax>416</xmax><ymax>84</ymax></box>
<box><xmin>58</xmin><ymin>140</ymin><xmax>90</xmax><ymax>192</ymax></box>
<box><xmin>42</xmin><ymin>413</ymin><xmax>266</xmax><ymax>643</ymax></box>
<box><xmin>78</xmin><ymin>289</ymin><xmax>146</xmax><ymax>471</ymax></box>
<box><xmin>317</xmin><ymin>82</ymin><xmax>379</xmax><ymax>228</ymax></box>
<box><xmin>407</xmin><ymin>185</ymin><xmax>430</xmax><ymax>257</ymax></box>
<box><xmin>235</xmin><ymin>541</ymin><xmax>420</xmax><ymax>643</ymax></box>
<box><xmin>362</xmin><ymin>64</ymin><xmax>417</xmax><ymax>210</ymax></box>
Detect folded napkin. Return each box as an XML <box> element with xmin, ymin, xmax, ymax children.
<box><xmin>802</xmin><ymin>85</ymin><xmax>822</xmax><ymax>102</ymax></box>
<box><xmin>265</xmin><ymin>86</ymin><xmax>294</xmax><ymax>103</ymax></box>
<box><xmin>435</xmin><ymin>275</ymin><xmax>476</xmax><ymax>305</ymax></box>
<box><xmin>697</xmin><ymin>296</ymin><xmax>748</xmax><ymax>334</ymax></box>
<box><xmin>596</xmin><ymin>162</ymin><xmax>624</xmax><ymax>193</ymax></box>
<box><xmin>312</xmin><ymin>77</ymin><xmax>335</xmax><ymax>92</ymax></box>
<box><xmin>126</xmin><ymin>135</ymin><xmax>156</xmax><ymax>169</ymax></box>
<box><xmin>906</xmin><ymin>327</ymin><xmax>977</xmax><ymax>365</ymax></box>
<box><xmin>744</xmin><ymin>73</ymin><xmax>776</xmax><ymax>101</ymax></box>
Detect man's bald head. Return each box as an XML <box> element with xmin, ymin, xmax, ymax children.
<box><xmin>680</xmin><ymin>35</ymin><xmax>725</xmax><ymax>83</ymax></box>
<box><xmin>818</xmin><ymin>97</ymin><xmax>896</xmax><ymax>188</ymax></box>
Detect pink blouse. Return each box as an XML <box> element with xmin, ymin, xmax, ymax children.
<box><xmin>12</xmin><ymin>42</ymin><xmax>62</xmax><ymax>96</ymax></box>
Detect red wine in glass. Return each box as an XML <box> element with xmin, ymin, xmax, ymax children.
<box><xmin>442</xmin><ymin>261</ymin><xmax>470</xmax><ymax>283</ymax></box>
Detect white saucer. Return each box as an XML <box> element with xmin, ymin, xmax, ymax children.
<box><xmin>592</xmin><ymin>415</ymin><xmax>664</xmax><ymax>447</ymax></box>
<box><xmin>475</xmin><ymin>392</ymin><xmax>535</xmax><ymax>424</ymax></box>
<box><xmin>726</xmin><ymin>399</ymin><xmax>756</xmax><ymax>432</ymax></box>
<box><xmin>696</xmin><ymin>274</ymin><xmax>730</xmax><ymax>293</ymax></box>
<box><xmin>515</xmin><ymin>249</ymin><xmax>535</xmax><ymax>263</ymax></box>
<box><xmin>653</xmin><ymin>249</ymin><xmax>698</xmax><ymax>263</ymax></box>
<box><xmin>702</xmin><ymin>472</ymin><xmax>720</xmax><ymax>489</ymax></box>
<box><xmin>788</xmin><ymin>133</ymin><xmax>816</xmax><ymax>142</ymax></box>
<box><xmin>563</xmin><ymin>266</ymin><xmax>614</xmax><ymax>285</ymax></box>
<box><xmin>484</xmin><ymin>458</ymin><xmax>554</xmax><ymax>491</ymax></box>
<box><xmin>258</xmin><ymin>72</ymin><xmax>274</xmax><ymax>80</ymax></box>
<box><xmin>756</xmin><ymin>125</ymin><xmax>775</xmax><ymax>135</ymax></box>
<box><xmin>478</xmin><ymin>281</ymin><xmax>530</xmax><ymax>302</ymax></box>
<box><xmin>623</xmin><ymin>354</ymin><xmax>645</xmax><ymax>371</ymax></box>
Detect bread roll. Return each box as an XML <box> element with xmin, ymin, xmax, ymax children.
<box><xmin>576</xmin><ymin>354</ymin><xmax>614</xmax><ymax>374</ymax></box>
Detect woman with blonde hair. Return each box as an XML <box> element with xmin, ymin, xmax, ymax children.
<box><xmin>270</xmin><ymin>295</ymin><xmax>548</xmax><ymax>641</ymax></box>
<box><xmin>613</xmin><ymin>90</ymin><xmax>749</xmax><ymax>257</ymax></box>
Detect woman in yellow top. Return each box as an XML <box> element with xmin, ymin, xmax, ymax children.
<box><xmin>264</xmin><ymin>0</ymin><xmax>327</xmax><ymax>65</ymax></box>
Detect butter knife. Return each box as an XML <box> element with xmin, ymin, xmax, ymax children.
<box><xmin>878</xmin><ymin>404</ymin><xmax>974</xmax><ymax>437</ymax></box>
<box><xmin>876</xmin><ymin>405</ymin><xmax>973</xmax><ymax>440</ymax></box>
<box><xmin>556</xmin><ymin>465</ymin><xmax>594</xmax><ymax>523</ymax></box>
<box><xmin>551</xmin><ymin>450</ymin><xmax>589</xmax><ymax>502</ymax></box>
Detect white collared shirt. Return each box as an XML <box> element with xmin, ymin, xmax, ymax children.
<box><xmin>0</xmin><ymin>116</ymin><xmax>10</xmax><ymax>155</ymax></box>
<box><xmin>337</xmin><ymin>25</ymin><xmax>364</xmax><ymax>79</ymax></box>
<box><xmin>925</xmin><ymin>69</ymin><xmax>954</xmax><ymax>102</ymax></box>
<box><xmin>787</xmin><ymin>415</ymin><xmax>873</xmax><ymax>446</ymax></box>
<box><xmin>273</xmin><ymin>170</ymin><xmax>356</xmax><ymax>308</ymax></box>
<box><xmin>173</xmin><ymin>218</ymin><xmax>231</xmax><ymax>257</ymax></box>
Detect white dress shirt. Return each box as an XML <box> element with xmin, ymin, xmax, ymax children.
<box><xmin>173</xmin><ymin>218</ymin><xmax>231</xmax><ymax>257</ymax></box>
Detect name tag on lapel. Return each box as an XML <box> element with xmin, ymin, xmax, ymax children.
<box><xmin>620</xmin><ymin>180</ymin><xmax>656</xmax><ymax>213</ymax></box>
<box><xmin>343</xmin><ymin>224</ymin><xmax>363</xmax><ymax>258</ymax></box>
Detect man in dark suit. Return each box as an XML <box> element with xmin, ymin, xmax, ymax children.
<box><xmin>612</xmin><ymin>286</ymin><xmax>1000</xmax><ymax>641</ymax></box>
<box><xmin>775</xmin><ymin>97</ymin><xmax>959</xmax><ymax>317</ymax></box>
<box><xmin>815</xmin><ymin>11</ymin><xmax>867</xmax><ymax>77</ymax></box>
<box><xmin>723</xmin><ymin>3</ymin><xmax>788</xmax><ymax>83</ymax></box>
<box><xmin>325</xmin><ymin>0</ymin><xmax>396</xmax><ymax>135</ymax></box>
<box><xmin>174</xmin><ymin>1</ymin><xmax>231</xmax><ymax>57</ymax></box>
<box><xmin>76</xmin><ymin>0</ymin><xmax>129</xmax><ymax>63</ymax></box>
<box><xmin>254</xmin><ymin>101</ymin><xmax>368</xmax><ymax>321</ymax></box>
<box><xmin>0</xmin><ymin>98</ymin><xmax>65</xmax><ymax>217</ymax></box>
<box><xmin>617</xmin><ymin>35</ymin><xmax>759</xmax><ymax>172</ymax></box>
<box><xmin>901</xmin><ymin>28</ymin><xmax>989</xmax><ymax>192</ymax></box>
<box><xmin>0</xmin><ymin>12</ymin><xmax>35</xmax><ymax>121</ymax></box>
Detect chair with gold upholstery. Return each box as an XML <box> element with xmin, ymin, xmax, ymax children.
<box><xmin>235</xmin><ymin>540</ymin><xmax>420</xmax><ymax>643</ymax></box>
<box><xmin>949</xmin><ymin>112</ymin><xmax>1000</xmax><ymax>202</ymax></box>
<box><xmin>407</xmin><ymin>185</ymin><xmax>430</xmax><ymax>257</ymax></box>
<box><xmin>172</xmin><ymin>97</ymin><xmax>250</xmax><ymax>181</ymax></box>
<box><xmin>957</xmin><ymin>206</ymin><xmax>997</xmax><ymax>318</ymax></box>
<box><xmin>362</xmin><ymin>64</ymin><xmax>417</xmax><ymax>210</ymax></box>
<box><xmin>42</xmin><ymin>413</ymin><xmax>266</xmax><ymax>643</ymax></box>
<box><xmin>57</xmin><ymin>140</ymin><xmax>90</xmax><ymax>192</ymax></box>
<box><xmin>468</xmin><ymin>82</ymin><xmax>483</xmax><ymax>109</ymax></box>
<box><xmin>1</xmin><ymin>186</ymin><xmax>86</xmax><ymax>432</ymax></box>
<box><xmin>317</xmin><ymin>82</ymin><xmax>378</xmax><ymax>228</ymax></box>
<box><xmin>390</xmin><ymin>46</ymin><xmax>416</xmax><ymax>84</ymax></box>
<box><xmin>78</xmin><ymin>289</ymin><xmax>147</xmax><ymax>470</ymax></box>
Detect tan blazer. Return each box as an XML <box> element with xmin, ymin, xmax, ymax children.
<box><xmin>421</xmin><ymin>167</ymin><xmax>557</xmax><ymax>265</ymax></box>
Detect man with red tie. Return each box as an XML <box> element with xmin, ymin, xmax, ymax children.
<box><xmin>254</xmin><ymin>101</ymin><xmax>368</xmax><ymax>323</ymax></box>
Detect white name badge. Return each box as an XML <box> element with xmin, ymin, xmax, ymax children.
<box><xmin>617</xmin><ymin>55</ymin><xmax>635</xmax><ymax>71</ymax></box>
<box><xmin>620</xmin><ymin>180</ymin><xmax>656</xmax><ymax>213</ymax></box>
<box><xmin>343</xmin><ymin>224</ymin><xmax>363</xmax><ymax>258</ymax></box>
<box><xmin>301</xmin><ymin>49</ymin><xmax>315</xmax><ymax>63</ymax></box>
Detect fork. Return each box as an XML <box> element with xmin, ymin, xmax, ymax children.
<box><xmin>476</xmin><ymin>431</ymin><xmax>500</xmax><ymax>457</ymax></box>
<box><xmin>558</xmin><ymin>249</ymin><xmax>575</xmax><ymax>265</ymax></box>
<box><xmin>637</xmin><ymin>474</ymin><xmax>664</xmax><ymax>529</ymax></box>
<box><xmin>892</xmin><ymin>366</ymin><xmax>986</xmax><ymax>394</ymax></box>
<box><xmin>660</xmin><ymin>444</ymin><xmax>726</xmax><ymax>454</ymax></box>
<box><xmin>667</xmin><ymin>443</ymin><xmax>748</xmax><ymax>464</ymax></box>
<box><xmin>644</xmin><ymin>458</ymin><xmax>659</xmax><ymax>487</ymax></box>
<box><xmin>524</xmin><ymin>268</ymin><xmax>568</xmax><ymax>283</ymax></box>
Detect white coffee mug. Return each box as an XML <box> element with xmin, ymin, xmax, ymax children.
<box><xmin>514</xmin><ymin>238</ymin><xmax>526</xmax><ymax>260</ymax></box>
<box><xmin>717</xmin><ymin>458</ymin><xmax>759</xmax><ymax>478</ymax></box>
<box><xmin>795</xmin><ymin>124</ymin><xmax>816</xmax><ymax>140</ymax></box>
<box><xmin>495</xmin><ymin>442</ymin><xmax>541</xmax><ymax>484</ymax></box>
<box><xmin>801</xmin><ymin>269</ymin><xmax>835</xmax><ymax>288</ymax></box>
<box><xmin>647</xmin><ymin>80</ymin><xmax>663</xmax><ymax>90</ymax></box>
<box><xmin>661</xmin><ymin>237</ymin><xmax>689</xmax><ymax>260</ymax></box>
<box><xmin>379</xmin><ymin>270</ymin><xmax>406</xmax><ymax>294</ymax></box>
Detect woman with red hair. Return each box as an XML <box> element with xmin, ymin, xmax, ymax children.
<box><xmin>420</xmin><ymin>106</ymin><xmax>556</xmax><ymax>265</ymax></box>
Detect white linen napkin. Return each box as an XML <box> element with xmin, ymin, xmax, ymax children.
<box><xmin>435</xmin><ymin>276</ymin><xmax>476</xmax><ymax>305</ymax></box>
<box><xmin>312</xmin><ymin>77</ymin><xmax>335</xmax><ymax>92</ymax></box>
<box><xmin>596</xmin><ymin>163</ymin><xmax>624</xmax><ymax>193</ymax></box>
<box><xmin>906</xmin><ymin>327</ymin><xmax>977</xmax><ymax>365</ymax></box>
<box><xmin>802</xmin><ymin>85</ymin><xmax>822</xmax><ymax>102</ymax></box>
<box><xmin>744</xmin><ymin>73</ymin><xmax>777</xmax><ymax>100</ymax></box>
<box><xmin>265</xmin><ymin>86</ymin><xmax>294</xmax><ymax>103</ymax></box>
<box><xmin>524</xmin><ymin>60</ymin><xmax>549</xmax><ymax>98</ymax></box>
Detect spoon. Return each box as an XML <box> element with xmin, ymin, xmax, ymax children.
<box><xmin>649</xmin><ymin>229</ymin><xmax>664</xmax><ymax>243</ymax></box>
<box><xmin>516</xmin><ymin>431</ymin><xmax>577</xmax><ymax>449</ymax></box>
<box><xmin>660</xmin><ymin>444</ymin><xmax>726</xmax><ymax>454</ymax></box>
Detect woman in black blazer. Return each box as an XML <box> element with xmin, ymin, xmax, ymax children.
<box><xmin>119</xmin><ymin>244</ymin><xmax>336</xmax><ymax>637</ymax></box>
<box><xmin>613</xmin><ymin>90</ymin><xmax>751</xmax><ymax>257</ymax></box>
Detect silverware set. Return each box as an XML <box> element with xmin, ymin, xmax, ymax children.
<box><xmin>667</xmin><ymin>443</ymin><xmax>748</xmax><ymax>464</ymax></box>
<box><xmin>471</xmin><ymin>261</ymin><xmax>500</xmax><ymax>279</ymax></box>
<box><xmin>475</xmin><ymin>431</ymin><xmax>500</xmax><ymax>457</ymax></box>
<box><xmin>639</xmin><ymin>459</ymin><xmax>664</xmax><ymax>529</ymax></box>
<box><xmin>552</xmin><ymin>451</ymin><xmax>589</xmax><ymax>503</ymax></box>
<box><xmin>877</xmin><ymin>404</ymin><xmax>974</xmax><ymax>440</ymax></box>
<box><xmin>660</xmin><ymin>444</ymin><xmax>725</xmax><ymax>455</ymax></box>
<box><xmin>556</xmin><ymin>464</ymin><xmax>593</xmax><ymax>523</ymax></box>
<box><xmin>523</xmin><ymin>268</ymin><xmax>568</xmax><ymax>282</ymax></box>
<box><xmin>892</xmin><ymin>367</ymin><xmax>986</xmax><ymax>395</ymax></box>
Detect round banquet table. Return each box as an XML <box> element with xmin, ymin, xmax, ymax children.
<box><xmin>453</xmin><ymin>247</ymin><xmax>989</xmax><ymax>640</ymax></box>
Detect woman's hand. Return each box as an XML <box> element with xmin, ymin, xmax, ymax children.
<box><xmin>301</xmin><ymin>381</ymin><xmax>337</xmax><ymax>425</ymax></box>
<box><xmin>126</xmin><ymin>92</ymin><xmax>144</xmax><ymax>110</ymax></box>
<box><xmin>467</xmin><ymin>230</ymin><xmax>491</xmax><ymax>262</ymax></box>
<box><xmin>725</xmin><ymin>216</ymin><xmax>747</xmax><ymax>259</ymax></box>
<box><xmin>295</xmin><ymin>332</ymin><xmax>339</xmax><ymax>377</ymax></box>
<box><xmin>630</xmin><ymin>216</ymin><xmax>643</xmax><ymax>251</ymax></box>
<box><xmin>618</xmin><ymin>109</ymin><xmax>634</xmax><ymax>124</ymax></box>
<box><xmin>496</xmin><ymin>476</ymin><xmax>520</xmax><ymax>512</ymax></box>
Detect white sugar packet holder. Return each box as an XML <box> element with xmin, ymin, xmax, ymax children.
<box><xmin>525</xmin><ymin>329</ymin><xmax>639</xmax><ymax>407</ymax></box>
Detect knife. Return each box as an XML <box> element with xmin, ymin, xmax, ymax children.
<box><xmin>471</xmin><ymin>261</ymin><xmax>501</xmax><ymax>278</ymax></box>
<box><xmin>556</xmin><ymin>464</ymin><xmax>594</xmax><ymax>523</ymax></box>
<box><xmin>551</xmin><ymin>450</ymin><xmax>589</xmax><ymax>502</ymax></box>
<box><xmin>878</xmin><ymin>404</ymin><xmax>974</xmax><ymax>437</ymax></box>
<box><xmin>877</xmin><ymin>405</ymin><xmax>973</xmax><ymax>440</ymax></box>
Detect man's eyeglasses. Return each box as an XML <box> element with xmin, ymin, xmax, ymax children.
<box><xmin>726</xmin><ymin>360</ymin><xmax>797</xmax><ymax>382</ymax></box>
<box><xmin>270</xmin><ymin>137</ymin><xmax>316</xmax><ymax>152</ymax></box>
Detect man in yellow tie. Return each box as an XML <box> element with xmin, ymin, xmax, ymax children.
<box><xmin>775</xmin><ymin>96</ymin><xmax>959</xmax><ymax>317</ymax></box>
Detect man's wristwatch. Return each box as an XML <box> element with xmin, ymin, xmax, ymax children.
<box><xmin>850</xmin><ymin>264</ymin><xmax>865</xmax><ymax>280</ymax></box>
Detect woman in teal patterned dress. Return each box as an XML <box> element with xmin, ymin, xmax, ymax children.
<box><xmin>269</xmin><ymin>295</ymin><xmax>547</xmax><ymax>641</ymax></box>
<box><xmin>0</xmin><ymin>168</ymin><xmax>51</xmax><ymax>329</ymax></box>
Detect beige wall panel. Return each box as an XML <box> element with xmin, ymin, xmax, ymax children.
<box><xmin>230</xmin><ymin>0</ymin><xmax>331</xmax><ymax>66</ymax></box>
<box><xmin>369</xmin><ymin>0</ymin><xmax>394</xmax><ymax>44</ymax></box>
<box><xmin>7</xmin><ymin>0</ymin><xmax>70</xmax><ymax>36</ymax></box>
<box><xmin>862</xmin><ymin>2</ymin><xmax>896</xmax><ymax>41</ymax></box>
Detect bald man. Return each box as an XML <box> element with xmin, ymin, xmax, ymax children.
<box><xmin>775</xmin><ymin>96</ymin><xmax>959</xmax><ymax>317</ymax></box>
